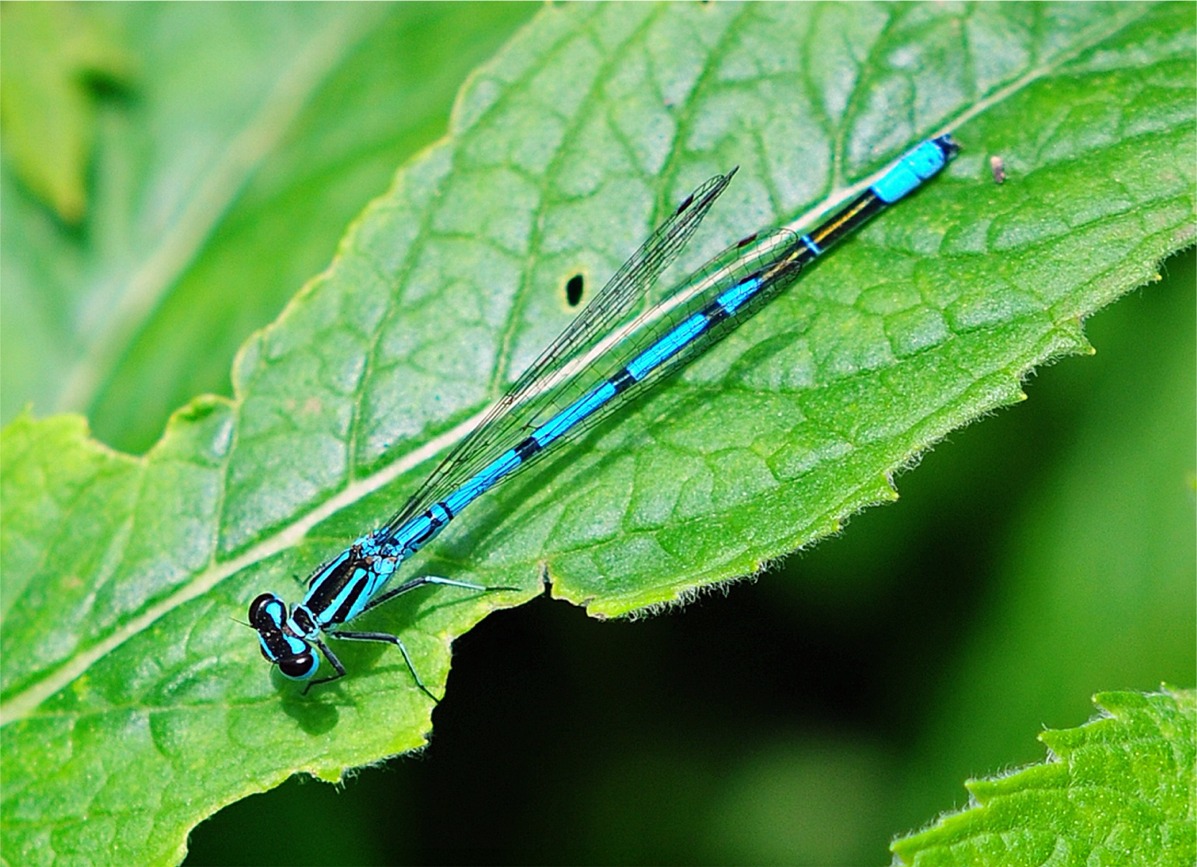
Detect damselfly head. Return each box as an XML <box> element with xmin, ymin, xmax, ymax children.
<box><xmin>249</xmin><ymin>593</ymin><xmax>320</xmax><ymax>680</ymax></box>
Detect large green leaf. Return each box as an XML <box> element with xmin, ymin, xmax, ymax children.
<box><xmin>892</xmin><ymin>687</ymin><xmax>1197</xmax><ymax>866</ymax></box>
<box><xmin>1</xmin><ymin>3</ymin><xmax>1194</xmax><ymax>865</ymax></box>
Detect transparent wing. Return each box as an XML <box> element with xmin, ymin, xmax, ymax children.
<box><xmin>382</xmin><ymin>169</ymin><xmax>737</xmax><ymax>535</ymax></box>
<box><xmin>497</xmin><ymin>227</ymin><xmax>804</xmax><ymax>453</ymax></box>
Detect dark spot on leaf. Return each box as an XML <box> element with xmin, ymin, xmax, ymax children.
<box><xmin>565</xmin><ymin>273</ymin><xmax>584</xmax><ymax>307</ymax></box>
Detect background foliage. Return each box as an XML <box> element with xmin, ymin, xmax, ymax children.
<box><xmin>1</xmin><ymin>4</ymin><xmax>1193</xmax><ymax>865</ymax></box>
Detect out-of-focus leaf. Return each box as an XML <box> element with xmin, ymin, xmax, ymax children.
<box><xmin>0</xmin><ymin>3</ymin><xmax>536</xmax><ymax>453</ymax></box>
<box><xmin>0</xmin><ymin>3</ymin><xmax>133</xmax><ymax>222</ymax></box>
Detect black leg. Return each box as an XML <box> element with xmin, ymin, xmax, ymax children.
<box><xmin>358</xmin><ymin>574</ymin><xmax>519</xmax><ymax>616</ymax></box>
<box><xmin>302</xmin><ymin>638</ymin><xmax>348</xmax><ymax>694</ymax></box>
<box><xmin>328</xmin><ymin>628</ymin><xmax>440</xmax><ymax>703</ymax></box>
<box><xmin>305</xmin><ymin>577</ymin><xmax>520</xmax><ymax>700</ymax></box>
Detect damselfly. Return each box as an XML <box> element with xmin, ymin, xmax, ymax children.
<box><xmin>250</xmin><ymin>135</ymin><xmax>960</xmax><ymax>699</ymax></box>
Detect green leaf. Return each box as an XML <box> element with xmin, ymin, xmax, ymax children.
<box><xmin>0</xmin><ymin>3</ymin><xmax>536</xmax><ymax>454</ymax></box>
<box><xmin>891</xmin><ymin>686</ymin><xmax>1197</xmax><ymax>867</ymax></box>
<box><xmin>1</xmin><ymin>3</ymin><xmax>1194</xmax><ymax>865</ymax></box>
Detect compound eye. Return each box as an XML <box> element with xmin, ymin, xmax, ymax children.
<box><xmin>248</xmin><ymin>593</ymin><xmax>280</xmax><ymax>624</ymax></box>
<box><xmin>278</xmin><ymin>651</ymin><xmax>317</xmax><ymax>680</ymax></box>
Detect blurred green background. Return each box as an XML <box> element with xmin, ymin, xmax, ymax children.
<box><xmin>2</xmin><ymin>4</ymin><xmax>1192</xmax><ymax>865</ymax></box>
